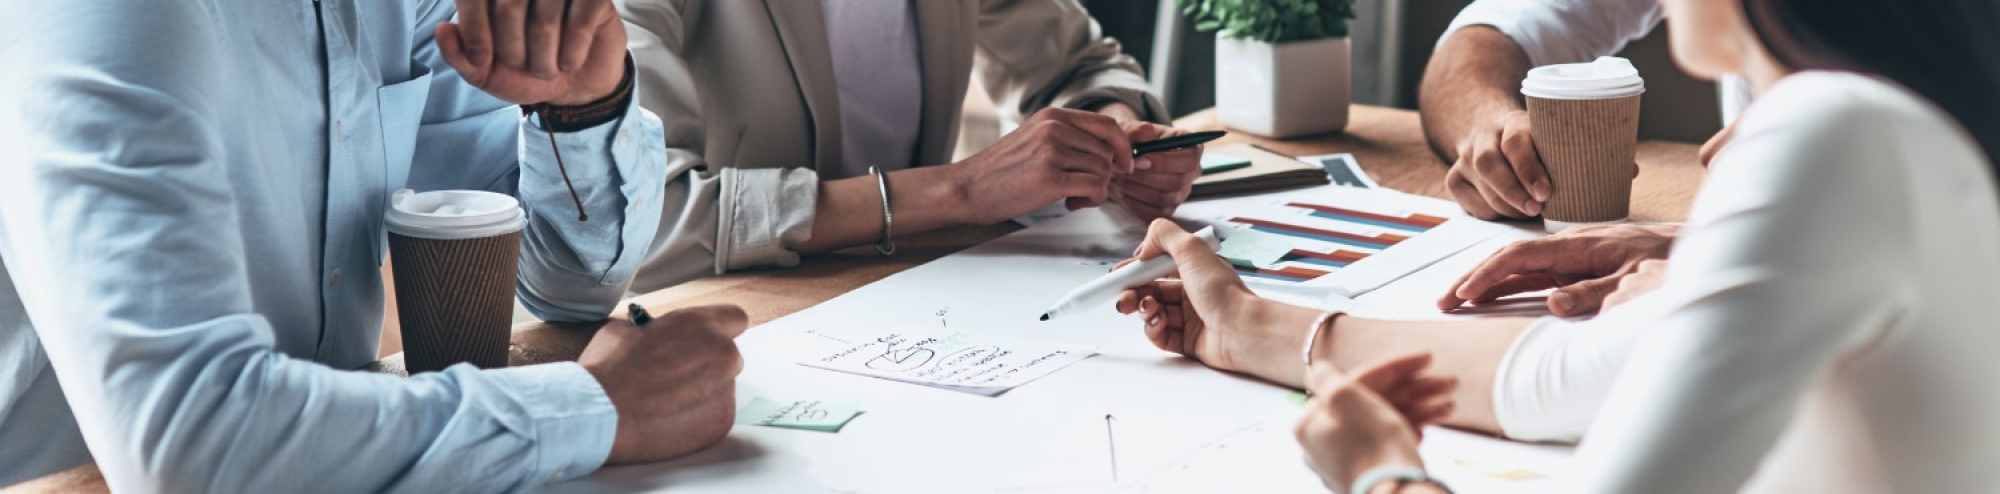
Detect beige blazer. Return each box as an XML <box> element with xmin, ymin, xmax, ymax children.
<box><xmin>618</xmin><ymin>0</ymin><xmax>1166</xmax><ymax>291</ymax></box>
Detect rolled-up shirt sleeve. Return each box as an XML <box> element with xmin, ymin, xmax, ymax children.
<box><xmin>1440</xmin><ymin>0</ymin><xmax>1664</xmax><ymax>68</ymax></box>
<box><xmin>0</xmin><ymin>2</ymin><xmax>615</xmax><ymax>490</ymax></box>
<box><xmin>400</xmin><ymin>0</ymin><xmax>667</xmax><ymax>323</ymax></box>
<box><xmin>974</xmin><ymin>0</ymin><xmax>1169</xmax><ymax>124</ymax></box>
<box><xmin>509</xmin><ymin>101</ymin><xmax>669</xmax><ymax>322</ymax></box>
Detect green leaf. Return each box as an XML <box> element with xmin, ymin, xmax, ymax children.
<box><xmin>1182</xmin><ymin>0</ymin><xmax>1355</xmax><ymax>42</ymax></box>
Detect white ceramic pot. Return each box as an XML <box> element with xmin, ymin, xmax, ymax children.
<box><xmin>1215</xmin><ymin>36</ymin><xmax>1351</xmax><ymax>138</ymax></box>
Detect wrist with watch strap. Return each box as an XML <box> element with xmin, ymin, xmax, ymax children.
<box><xmin>523</xmin><ymin>54</ymin><xmax>636</xmax><ymax>133</ymax></box>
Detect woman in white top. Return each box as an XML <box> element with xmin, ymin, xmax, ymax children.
<box><xmin>1114</xmin><ymin>0</ymin><xmax>2000</xmax><ymax>491</ymax></box>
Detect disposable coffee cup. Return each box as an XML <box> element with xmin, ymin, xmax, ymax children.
<box><xmin>1523</xmin><ymin>56</ymin><xmax>1645</xmax><ymax>233</ymax></box>
<box><xmin>385</xmin><ymin>189</ymin><xmax>527</xmax><ymax>373</ymax></box>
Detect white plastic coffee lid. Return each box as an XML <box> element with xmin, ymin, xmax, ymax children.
<box><xmin>1522</xmin><ymin>57</ymin><xmax>1646</xmax><ymax>100</ymax></box>
<box><xmin>385</xmin><ymin>189</ymin><xmax>527</xmax><ymax>239</ymax></box>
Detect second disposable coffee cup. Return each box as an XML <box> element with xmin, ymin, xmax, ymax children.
<box><xmin>385</xmin><ymin>189</ymin><xmax>526</xmax><ymax>373</ymax></box>
<box><xmin>1523</xmin><ymin>56</ymin><xmax>1645</xmax><ymax>232</ymax></box>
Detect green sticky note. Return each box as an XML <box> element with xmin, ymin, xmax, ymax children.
<box><xmin>1288</xmin><ymin>390</ymin><xmax>1311</xmax><ymax>407</ymax></box>
<box><xmin>1199</xmin><ymin>153</ymin><xmax>1252</xmax><ymax>175</ymax></box>
<box><xmin>1217</xmin><ymin>228</ymin><xmax>1294</xmax><ymax>268</ymax></box>
<box><xmin>734</xmin><ymin>397</ymin><xmax>864</xmax><ymax>433</ymax></box>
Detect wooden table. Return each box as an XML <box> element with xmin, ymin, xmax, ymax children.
<box><xmin>6</xmin><ymin>105</ymin><xmax>1704</xmax><ymax>493</ymax></box>
<box><xmin>493</xmin><ymin>105</ymin><xmax>1704</xmax><ymax>368</ymax></box>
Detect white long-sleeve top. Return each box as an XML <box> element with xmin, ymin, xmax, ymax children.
<box><xmin>1496</xmin><ymin>72</ymin><xmax>2000</xmax><ymax>492</ymax></box>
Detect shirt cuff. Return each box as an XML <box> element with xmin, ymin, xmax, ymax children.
<box><xmin>714</xmin><ymin>167</ymin><xmax>817</xmax><ymax>273</ymax></box>
<box><xmin>482</xmin><ymin>362</ymin><xmax>619</xmax><ymax>484</ymax></box>
<box><xmin>1059</xmin><ymin>86</ymin><xmax>1171</xmax><ymax>125</ymax></box>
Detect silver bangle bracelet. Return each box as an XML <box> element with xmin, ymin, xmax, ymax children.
<box><xmin>867</xmin><ymin>166</ymin><xmax>895</xmax><ymax>256</ymax></box>
<box><xmin>1303</xmin><ymin>297</ymin><xmax>1355</xmax><ymax>383</ymax></box>
<box><xmin>1304</xmin><ymin>310</ymin><xmax>1338</xmax><ymax>369</ymax></box>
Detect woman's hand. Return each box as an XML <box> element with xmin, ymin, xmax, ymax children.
<box><xmin>1439</xmin><ymin>224</ymin><xmax>1679</xmax><ymax>316</ymax></box>
<box><xmin>1296</xmin><ymin>354</ymin><xmax>1457</xmax><ymax>492</ymax></box>
<box><xmin>1109</xmin><ymin>120</ymin><xmax>1202</xmax><ymax>221</ymax></box>
<box><xmin>1602</xmin><ymin>259</ymin><xmax>1669</xmax><ymax>311</ymax></box>
<box><xmin>945</xmin><ymin>108</ymin><xmax>1132</xmax><ymax>225</ymax></box>
<box><xmin>1114</xmin><ymin>220</ymin><xmax>1296</xmax><ymax>377</ymax></box>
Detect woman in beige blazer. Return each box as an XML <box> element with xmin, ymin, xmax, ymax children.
<box><xmin>617</xmin><ymin>0</ymin><xmax>1200</xmax><ymax>291</ymax></box>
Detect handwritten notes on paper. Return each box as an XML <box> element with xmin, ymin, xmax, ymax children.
<box><xmin>734</xmin><ymin>397</ymin><xmax>864</xmax><ymax>432</ymax></box>
<box><xmin>799</xmin><ymin>327</ymin><xmax>1095</xmax><ymax>396</ymax></box>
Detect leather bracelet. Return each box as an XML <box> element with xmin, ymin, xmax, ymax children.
<box><xmin>868</xmin><ymin>166</ymin><xmax>895</xmax><ymax>256</ymax></box>
<box><xmin>1351</xmin><ymin>466</ymin><xmax>1453</xmax><ymax>494</ymax></box>
<box><xmin>525</xmin><ymin>54</ymin><xmax>635</xmax><ymax>133</ymax></box>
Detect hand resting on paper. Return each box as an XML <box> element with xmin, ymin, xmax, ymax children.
<box><xmin>1438</xmin><ymin>224</ymin><xmax>1679</xmax><ymax>316</ymax></box>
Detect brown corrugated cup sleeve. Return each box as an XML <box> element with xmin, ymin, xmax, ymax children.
<box><xmin>1527</xmin><ymin>95</ymin><xmax>1643</xmax><ymax>223</ymax></box>
<box><xmin>389</xmin><ymin>231</ymin><xmax>522</xmax><ymax>373</ymax></box>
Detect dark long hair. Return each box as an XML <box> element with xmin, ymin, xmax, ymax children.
<box><xmin>1740</xmin><ymin>0</ymin><xmax>2000</xmax><ymax>169</ymax></box>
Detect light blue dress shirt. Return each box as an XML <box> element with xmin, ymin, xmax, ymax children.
<box><xmin>0</xmin><ymin>0</ymin><xmax>665</xmax><ymax>490</ymax></box>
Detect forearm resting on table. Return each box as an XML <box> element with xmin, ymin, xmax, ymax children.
<box><xmin>799</xmin><ymin>165</ymin><xmax>971</xmax><ymax>254</ymax></box>
<box><xmin>1247</xmin><ymin>301</ymin><xmax>1532</xmax><ymax>434</ymax></box>
<box><xmin>5</xmin><ymin>464</ymin><xmax>105</xmax><ymax>494</ymax></box>
<box><xmin>1419</xmin><ymin>25</ymin><xmax>1535</xmax><ymax>161</ymax></box>
<box><xmin>799</xmin><ymin>102</ymin><xmax>1146</xmax><ymax>254</ymax></box>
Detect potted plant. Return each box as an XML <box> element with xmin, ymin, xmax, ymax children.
<box><xmin>1184</xmin><ymin>0</ymin><xmax>1356</xmax><ymax>138</ymax></box>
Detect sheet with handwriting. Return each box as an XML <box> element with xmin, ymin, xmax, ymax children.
<box><xmin>797</xmin><ymin>327</ymin><xmax>1095</xmax><ymax>396</ymax></box>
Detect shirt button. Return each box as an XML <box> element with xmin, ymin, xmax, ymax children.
<box><xmin>336</xmin><ymin>119</ymin><xmax>345</xmax><ymax>139</ymax></box>
<box><xmin>329</xmin><ymin>266</ymin><xmax>343</xmax><ymax>285</ymax></box>
<box><xmin>616</xmin><ymin>132</ymin><xmax>629</xmax><ymax>147</ymax></box>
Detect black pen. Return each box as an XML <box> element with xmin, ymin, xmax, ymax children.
<box><xmin>1131</xmin><ymin>130</ymin><xmax>1228</xmax><ymax>157</ymax></box>
<box><xmin>628</xmin><ymin>303</ymin><xmax>653</xmax><ymax>326</ymax></box>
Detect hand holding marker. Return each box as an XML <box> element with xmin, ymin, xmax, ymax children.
<box><xmin>1040</xmin><ymin>227</ymin><xmax>1223</xmax><ymax>321</ymax></box>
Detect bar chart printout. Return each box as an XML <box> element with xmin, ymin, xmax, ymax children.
<box><xmin>1223</xmin><ymin>200</ymin><xmax>1451</xmax><ymax>285</ymax></box>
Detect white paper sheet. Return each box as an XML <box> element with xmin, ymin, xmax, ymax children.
<box><xmin>797</xmin><ymin>327</ymin><xmax>1096</xmax><ymax>396</ymax></box>
<box><xmin>1122</xmin><ymin>423</ymin><xmax>1572</xmax><ymax>494</ymax></box>
<box><xmin>555</xmin><ymin>187</ymin><xmax>1571</xmax><ymax>494</ymax></box>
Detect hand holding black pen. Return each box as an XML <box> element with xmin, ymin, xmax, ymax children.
<box><xmin>578</xmin><ymin>302</ymin><xmax>748</xmax><ymax>464</ymax></box>
<box><xmin>628</xmin><ymin>303</ymin><xmax>653</xmax><ymax>326</ymax></box>
<box><xmin>1131</xmin><ymin>130</ymin><xmax>1228</xmax><ymax>157</ymax></box>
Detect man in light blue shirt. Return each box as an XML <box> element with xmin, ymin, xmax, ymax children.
<box><xmin>0</xmin><ymin>0</ymin><xmax>747</xmax><ymax>490</ymax></box>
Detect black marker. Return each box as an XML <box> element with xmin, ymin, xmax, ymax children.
<box><xmin>1131</xmin><ymin>130</ymin><xmax>1228</xmax><ymax>157</ymax></box>
<box><xmin>628</xmin><ymin>303</ymin><xmax>653</xmax><ymax>326</ymax></box>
